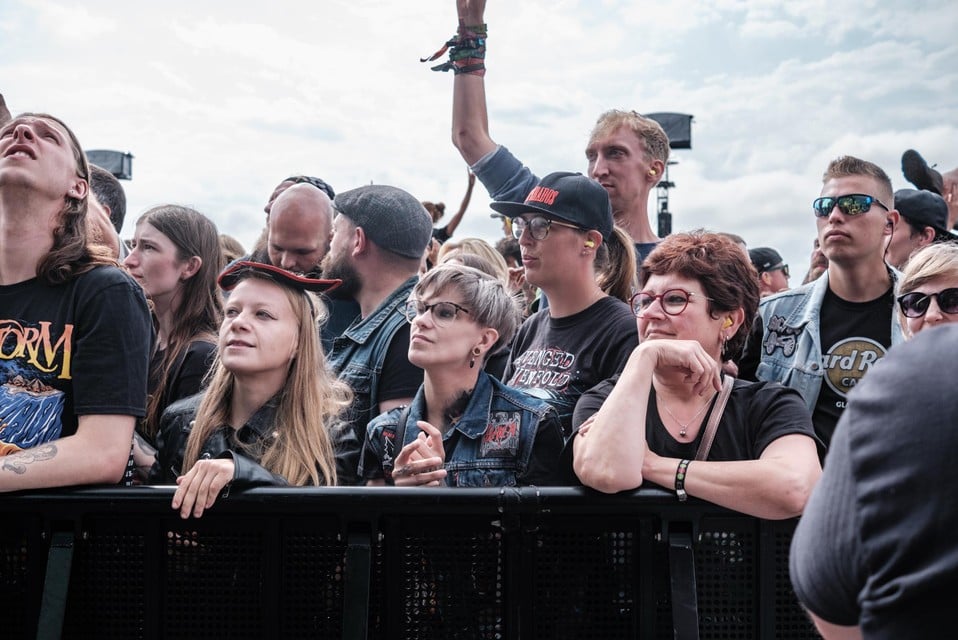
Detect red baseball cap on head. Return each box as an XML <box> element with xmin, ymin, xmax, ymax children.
<box><xmin>218</xmin><ymin>261</ymin><xmax>341</xmax><ymax>294</ymax></box>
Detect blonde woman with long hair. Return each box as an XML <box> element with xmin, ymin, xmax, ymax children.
<box><xmin>150</xmin><ymin>262</ymin><xmax>351</xmax><ymax>518</ymax></box>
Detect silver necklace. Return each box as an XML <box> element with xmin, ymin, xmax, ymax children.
<box><xmin>659</xmin><ymin>392</ymin><xmax>716</xmax><ymax>438</ymax></box>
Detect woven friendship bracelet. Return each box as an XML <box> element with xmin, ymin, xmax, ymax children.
<box><xmin>420</xmin><ymin>23</ymin><xmax>487</xmax><ymax>76</ymax></box>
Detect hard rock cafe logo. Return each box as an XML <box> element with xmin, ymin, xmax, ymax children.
<box><xmin>822</xmin><ymin>337</ymin><xmax>886</xmax><ymax>397</ymax></box>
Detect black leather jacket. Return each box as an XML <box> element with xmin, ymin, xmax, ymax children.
<box><xmin>148</xmin><ymin>393</ymin><xmax>288</xmax><ymax>487</ymax></box>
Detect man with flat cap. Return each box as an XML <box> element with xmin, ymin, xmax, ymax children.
<box><xmin>885</xmin><ymin>188</ymin><xmax>953</xmax><ymax>270</ymax></box>
<box><xmin>322</xmin><ymin>184</ymin><xmax>431</xmax><ymax>484</ymax></box>
<box><xmin>749</xmin><ymin>247</ymin><xmax>791</xmax><ymax>298</ymax></box>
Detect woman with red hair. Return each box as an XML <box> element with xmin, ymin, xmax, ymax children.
<box><xmin>573</xmin><ymin>231</ymin><xmax>821</xmax><ymax>519</ymax></box>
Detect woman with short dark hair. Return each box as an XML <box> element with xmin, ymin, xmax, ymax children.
<box><xmin>573</xmin><ymin>231</ymin><xmax>821</xmax><ymax>519</ymax></box>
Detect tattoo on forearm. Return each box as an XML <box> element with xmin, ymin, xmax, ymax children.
<box><xmin>2</xmin><ymin>444</ymin><xmax>58</xmax><ymax>475</ymax></box>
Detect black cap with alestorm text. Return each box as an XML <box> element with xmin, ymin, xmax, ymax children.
<box><xmin>489</xmin><ymin>172</ymin><xmax>614</xmax><ymax>241</ymax></box>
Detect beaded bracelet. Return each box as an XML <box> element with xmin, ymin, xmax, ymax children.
<box><xmin>675</xmin><ymin>459</ymin><xmax>691</xmax><ymax>502</ymax></box>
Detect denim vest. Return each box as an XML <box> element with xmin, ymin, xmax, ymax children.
<box><xmin>362</xmin><ymin>371</ymin><xmax>561</xmax><ymax>487</ymax></box>
<box><xmin>327</xmin><ymin>277</ymin><xmax>417</xmax><ymax>430</ymax></box>
<box><xmin>752</xmin><ymin>269</ymin><xmax>903</xmax><ymax>413</ymax></box>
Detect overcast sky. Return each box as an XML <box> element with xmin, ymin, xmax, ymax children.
<box><xmin>2</xmin><ymin>0</ymin><xmax>955</xmax><ymax>277</ymax></box>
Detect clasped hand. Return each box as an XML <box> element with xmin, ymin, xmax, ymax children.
<box><xmin>391</xmin><ymin>421</ymin><xmax>447</xmax><ymax>487</ymax></box>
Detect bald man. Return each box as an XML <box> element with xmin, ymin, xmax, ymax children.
<box><xmin>264</xmin><ymin>182</ymin><xmax>333</xmax><ymax>277</ymax></box>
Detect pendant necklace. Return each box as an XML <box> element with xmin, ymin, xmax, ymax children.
<box><xmin>660</xmin><ymin>392</ymin><xmax>717</xmax><ymax>438</ymax></box>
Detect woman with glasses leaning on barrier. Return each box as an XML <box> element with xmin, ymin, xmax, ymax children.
<box><xmin>896</xmin><ymin>242</ymin><xmax>958</xmax><ymax>338</ymax></box>
<box><xmin>572</xmin><ymin>231</ymin><xmax>822</xmax><ymax>520</ymax></box>
<box><xmin>359</xmin><ymin>264</ymin><xmax>566</xmax><ymax>487</ymax></box>
<box><xmin>149</xmin><ymin>262</ymin><xmax>352</xmax><ymax>518</ymax></box>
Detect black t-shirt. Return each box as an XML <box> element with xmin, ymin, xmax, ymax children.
<box><xmin>573</xmin><ymin>376</ymin><xmax>817</xmax><ymax>475</ymax></box>
<box><xmin>377</xmin><ymin>322</ymin><xmax>423</xmax><ymax>403</ymax></box>
<box><xmin>813</xmin><ymin>286</ymin><xmax>893</xmax><ymax>450</ymax></box>
<box><xmin>146</xmin><ymin>339</ymin><xmax>216</xmax><ymax>444</ymax></box>
<box><xmin>0</xmin><ymin>267</ymin><xmax>152</xmax><ymax>449</ymax></box>
<box><xmin>503</xmin><ymin>296</ymin><xmax>638</xmax><ymax>435</ymax></box>
<box><xmin>432</xmin><ymin>226</ymin><xmax>452</xmax><ymax>244</ymax></box>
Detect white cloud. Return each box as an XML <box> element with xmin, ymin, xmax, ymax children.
<box><xmin>19</xmin><ymin>0</ymin><xmax>116</xmax><ymax>40</ymax></box>
<box><xmin>1</xmin><ymin>0</ymin><xmax>954</xmax><ymax>280</ymax></box>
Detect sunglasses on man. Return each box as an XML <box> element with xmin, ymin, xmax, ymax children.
<box><xmin>762</xmin><ymin>263</ymin><xmax>789</xmax><ymax>278</ymax></box>
<box><xmin>812</xmin><ymin>193</ymin><xmax>889</xmax><ymax>218</ymax></box>
<box><xmin>897</xmin><ymin>288</ymin><xmax>958</xmax><ymax>318</ymax></box>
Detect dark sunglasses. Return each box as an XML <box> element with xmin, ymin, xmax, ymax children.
<box><xmin>763</xmin><ymin>263</ymin><xmax>790</xmax><ymax>278</ymax></box>
<box><xmin>812</xmin><ymin>193</ymin><xmax>889</xmax><ymax>218</ymax></box>
<box><xmin>897</xmin><ymin>288</ymin><xmax>958</xmax><ymax>318</ymax></box>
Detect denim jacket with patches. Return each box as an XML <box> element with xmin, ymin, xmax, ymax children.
<box><xmin>740</xmin><ymin>268</ymin><xmax>903</xmax><ymax>414</ymax></box>
<box><xmin>359</xmin><ymin>371</ymin><xmax>565</xmax><ymax>487</ymax></box>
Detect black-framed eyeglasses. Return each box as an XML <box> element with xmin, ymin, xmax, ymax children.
<box><xmin>812</xmin><ymin>193</ymin><xmax>890</xmax><ymax>218</ymax></box>
<box><xmin>630</xmin><ymin>288</ymin><xmax>713</xmax><ymax>317</ymax></box>
<box><xmin>897</xmin><ymin>288</ymin><xmax>958</xmax><ymax>318</ymax></box>
<box><xmin>403</xmin><ymin>299</ymin><xmax>471</xmax><ymax>326</ymax></box>
<box><xmin>763</xmin><ymin>263</ymin><xmax>790</xmax><ymax>279</ymax></box>
<box><xmin>510</xmin><ymin>215</ymin><xmax>583</xmax><ymax>241</ymax></box>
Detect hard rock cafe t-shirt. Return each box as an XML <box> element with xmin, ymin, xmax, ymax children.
<box><xmin>812</xmin><ymin>285</ymin><xmax>894</xmax><ymax>453</ymax></box>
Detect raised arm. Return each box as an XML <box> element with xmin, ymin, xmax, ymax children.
<box><xmin>451</xmin><ymin>0</ymin><xmax>497</xmax><ymax>164</ymax></box>
<box><xmin>441</xmin><ymin>170</ymin><xmax>476</xmax><ymax>237</ymax></box>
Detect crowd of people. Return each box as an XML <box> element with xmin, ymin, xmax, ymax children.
<box><xmin>1</xmin><ymin>1</ymin><xmax>957</xmax><ymax>634</ymax></box>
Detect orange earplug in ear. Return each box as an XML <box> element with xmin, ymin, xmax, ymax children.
<box><xmin>584</xmin><ymin>240</ymin><xmax>595</xmax><ymax>248</ymax></box>
<box><xmin>723</xmin><ymin>318</ymin><xmax>733</xmax><ymax>329</ymax></box>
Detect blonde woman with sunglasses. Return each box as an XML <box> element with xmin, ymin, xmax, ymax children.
<box><xmin>896</xmin><ymin>243</ymin><xmax>958</xmax><ymax>338</ymax></box>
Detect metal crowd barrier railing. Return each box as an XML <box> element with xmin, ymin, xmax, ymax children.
<box><xmin>0</xmin><ymin>487</ymin><xmax>819</xmax><ymax>640</ymax></box>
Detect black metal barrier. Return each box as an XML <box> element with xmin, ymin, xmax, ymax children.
<box><xmin>0</xmin><ymin>487</ymin><xmax>820</xmax><ymax>640</ymax></box>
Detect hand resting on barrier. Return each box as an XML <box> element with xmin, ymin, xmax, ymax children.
<box><xmin>172</xmin><ymin>458</ymin><xmax>235</xmax><ymax>519</ymax></box>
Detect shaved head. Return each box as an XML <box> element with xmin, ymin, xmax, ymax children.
<box><xmin>266</xmin><ymin>183</ymin><xmax>334</xmax><ymax>276</ymax></box>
